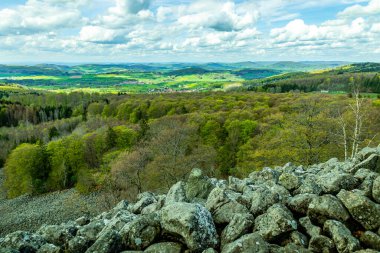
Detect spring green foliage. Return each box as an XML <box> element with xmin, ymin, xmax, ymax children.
<box><xmin>1</xmin><ymin>86</ymin><xmax>380</xmax><ymax>199</ymax></box>
<box><xmin>4</xmin><ymin>143</ymin><xmax>48</xmax><ymax>198</ymax></box>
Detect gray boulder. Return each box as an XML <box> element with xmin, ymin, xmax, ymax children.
<box><xmin>161</xmin><ymin>202</ymin><xmax>218</xmax><ymax>252</ymax></box>
<box><xmin>308</xmin><ymin>235</ymin><xmax>335</xmax><ymax>253</ymax></box>
<box><xmin>298</xmin><ymin>217</ymin><xmax>321</xmax><ymax>238</ymax></box>
<box><xmin>359</xmin><ymin>231</ymin><xmax>380</xmax><ymax>251</ymax></box>
<box><xmin>221</xmin><ymin>233</ymin><xmax>269</xmax><ymax>253</ymax></box>
<box><xmin>287</xmin><ymin>193</ymin><xmax>317</xmax><ymax>215</ymax></box>
<box><xmin>205</xmin><ymin>187</ymin><xmax>249</xmax><ymax>225</ymax></box>
<box><xmin>144</xmin><ymin>242</ymin><xmax>183</xmax><ymax>253</ymax></box>
<box><xmin>249</xmin><ymin>186</ymin><xmax>280</xmax><ymax>216</ymax></box>
<box><xmin>0</xmin><ymin>231</ymin><xmax>46</xmax><ymax>253</ymax></box>
<box><xmin>323</xmin><ymin>220</ymin><xmax>360</xmax><ymax>253</ymax></box>
<box><xmin>279</xmin><ymin>172</ymin><xmax>301</xmax><ymax>191</ymax></box>
<box><xmin>373</xmin><ymin>176</ymin><xmax>380</xmax><ymax>203</ymax></box>
<box><xmin>120</xmin><ymin>213</ymin><xmax>160</xmax><ymax>250</ymax></box>
<box><xmin>185</xmin><ymin>168</ymin><xmax>215</xmax><ymax>200</ymax></box>
<box><xmin>294</xmin><ymin>176</ymin><xmax>322</xmax><ymax>195</ymax></box>
<box><xmin>131</xmin><ymin>192</ymin><xmax>157</xmax><ymax>214</ymax></box>
<box><xmin>249</xmin><ymin>167</ymin><xmax>280</xmax><ymax>184</ymax></box>
<box><xmin>36</xmin><ymin>244</ymin><xmax>60</xmax><ymax>253</ymax></box>
<box><xmin>165</xmin><ymin>181</ymin><xmax>187</xmax><ymax>205</ymax></box>
<box><xmin>337</xmin><ymin>189</ymin><xmax>380</xmax><ymax>230</ymax></box>
<box><xmin>37</xmin><ymin>224</ymin><xmax>76</xmax><ymax>247</ymax></box>
<box><xmin>67</xmin><ymin>236</ymin><xmax>91</xmax><ymax>253</ymax></box>
<box><xmin>221</xmin><ymin>213</ymin><xmax>254</xmax><ymax>247</ymax></box>
<box><xmin>254</xmin><ymin>204</ymin><xmax>297</xmax><ymax>241</ymax></box>
<box><xmin>307</xmin><ymin>194</ymin><xmax>350</xmax><ymax>224</ymax></box>
<box><xmin>317</xmin><ymin>172</ymin><xmax>358</xmax><ymax>194</ymax></box>
<box><xmin>85</xmin><ymin>229</ymin><xmax>122</xmax><ymax>253</ymax></box>
<box><xmin>77</xmin><ymin>220</ymin><xmax>105</xmax><ymax>242</ymax></box>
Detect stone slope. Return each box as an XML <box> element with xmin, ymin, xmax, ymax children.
<box><xmin>1</xmin><ymin>146</ymin><xmax>380</xmax><ymax>253</ymax></box>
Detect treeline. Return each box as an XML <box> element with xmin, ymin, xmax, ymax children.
<box><xmin>2</xmin><ymin>91</ymin><xmax>380</xmax><ymax>201</ymax></box>
<box><xmin>247</xmin><ymin>72</ymin><xmax>380</xmax><ymax>93</ymax></box>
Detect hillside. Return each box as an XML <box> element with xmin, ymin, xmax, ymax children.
<box><xmin>1</xmin><ymin>146</ymin><xmax>380</xmax><ymax>252</ymax></box>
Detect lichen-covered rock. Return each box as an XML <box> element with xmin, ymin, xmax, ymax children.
<box><xmin>372</xmin><ymin>176</ymin><xmax>380</xmax><ymax>203</ymax></box>
<box><xmin>294</xmin><ymin>176</ymin><xmax>322</xmax><ymax>195</ymax></box>
<box><xmin>221</xmin><ymin>213</ymin><xmax>254</xmax><ymax>247</ymax></box>
<box><xmin>221</xmin><ymin>233</ymin><xmax>269</xmax><ymax>253</ymax></box>
<box><xmin>77</xmin><ymin>220</ymin><xmax>105</xmax><ymax>242</ymax></box>
<box><xmin>120</xmin><ymin>213</ymin><xmax>160</xmax><ymax>250</ymax></box>
<box><xmin>85</xmin><ymin>229</ymin><xmax>122</xmax><ymax>253</ymax></box>
<box><xmin>323</xmin><ymin>220</ymin><xmax>360</xmax><ymax>253</ymax></box>
<box><xmin>165</xmin><ymin>181</ymin><xmax>188</xmax><ymax>205</ymax></box>
<box><xmin>279</xmin><ymin>173</ymin><xmax>301</xmax><ymax>191</ymax></box>
<box><xmin>249</xmin><ymin>167</ymin><xmax>280</xmax><ymax>184</ymax></box>
<box><xmin>359</xmin><ymin>231</ymin><xmax>380</xmax><ymax>251</ymax></box>
<box><xmin>131</xmin><ymin>192</ymin><xmax>157</xmax><ymax>214</ymax></box>
<box><xmin>161</xmin><ymin>202</ymin><xmax>218</xmax><ymax>252</ymax></box>
<box><xmin>0</xmin><ymin>231</ymin><xmax>46</xmax><ymax>252</ymax></box>
<box><xmin>37</xmin><ymin>224</ymin><xmax>76</xmax><ymax>247</ymax></box>
<box><xmin>287</xmin><ymin>193</ymin><xmax>317</xmax><ymax>215</ymax></box>
<box><xmin>202</xmin><ymin>249</ymin><xmax>218</xmax><ymax>253</ymax></box>
<box><xmin>298</xmin><ymin>217</ymin><xmax>321</xmax><ymax>238</ymax></box>
<box><xmin>185</xmin><ymin>168</ymin><xmax>215</xmax><ymax>200</ymax></box>
<box><xmin>205</xmin><ymin>187</ymin><xmax>249</xmax><ymax>224</ymax></box>
<box><xmin>308</xmin><ymin>235</ymin><xmax>335</xmax><ymax>253</ymax></box>
<box><xmin>67</xmin><ymin>236</ymin><xmax>91</xmax><ymax>253</ymax></box>
<box><xmin>76</xmin><ymin>216</ymin><xmax>90</xmax><ymax>227</ymax></box>
<box><xmin>0</xmin><ymin>248</ymin><xmax>19</xmax><ymax>253</ymax></box>
<box><xmin>337</xmin><ymin>189</ymin><xmax>380</xmax><ymax>230</ymax></box>
<box><xmin>144</xmin><ymin>242</ymin><xmax>183</xmax><ymax>253</ymax></box>
<box><xmin>254</xmin><ymin>204</ymin><xmax>297</xmax><ymax>241</ymax></box>
<box><xmin>307</xmin><ymin>194</ymin><xmax>350</xmax><ymax>224</ymax></box>
<box><xmin>141</xmin><ymin>195</ymin><xmax>165</xmax><ymax>215</ymax></box>
<box><xmin>36</xmin><ymin>244</ymin><xmax>60</xmax><ymax>253</ymax></box>
<box><xmin>287</xmin><ymin>231</ymin><xmax>308</xmax><ymax>248</ymax></box>
<box><xmin>249</xmin><ymin>186</ymin><xmax>280</xmax><ymax>216</ymax></box>
<box><xmin>317</xmin><ymin>172</ymin><xmax>358</xmax><ymax>194</ymax></box>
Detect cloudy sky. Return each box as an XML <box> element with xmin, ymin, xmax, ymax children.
<box><xmin>0</xmin><ymin>0</ymin><xmax>379</xmax><ymax>63</ymax></box>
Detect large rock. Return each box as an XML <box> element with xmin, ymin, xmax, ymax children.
<box><xmin>120</xmin><ymin>213</ymin><xmax>160</xmax><ymax>250</ymax></box>
<box><xmin>317</xmin><ymin>172</ymin><xmax>358</xmax><ymax>194</ymax></box>
<box><xmin>37</xmin><ymin>224</ymin><xmax>76</xmax><ymax>247</ymax></box>
<box><xmin>249</xmin><ymin>167</ymin><xmax>280</xmax><ymax>184</ymax></box>
<box><xmin>373</xmin><ymin>176</ymin><xmax>380</xmax><ymax>203</ymax></box>
<box><xmin>254</xmin><ymin>204</ymin><xmax>297</xmax><ymax>241</ymax></box>
<box><xmin>307</xmin><ymin>194</ymin><xmax>350</xmax><ymax>224</ymax></box>
<box><xmin>287</xmin><ymin>193</ymin><xmax>317</xmax><ymax>215</ymax></box>
<box><xmin>221</xmin><ymin>233</ymin><xmax>269</xmax><ymax>253</ymax></box>
<box><xmin>165</xmin><ymin>181</ymin><xmax>188</xmax><ymax>205</ymax></box>
<box><xmin>205</xmin><ymin>187</ymin><xmax>249</xmax><ymax>224</ymax></box>
<box><xmin>77</xmin><ymin>220</ymin><xmax>105</xmax><ymax>242</ymax></box>
<box><xmin>298</xmin><ymin>217</ymin><xmax>321</xmax><ymax>238</ymax></box>
<box><xmin>131</xmin><ymin>192</ymin><xmax>157</xmax><ymax>214</ymax></box>
<box><xmin>359</xmin><ymin>231</ymin><xmax>380</xmax><ymax>251</ymax></box>
<box><xmin>161</xmin><ymin>202</ymin><xmax>218</xmax><ymax>252</ymax></box>
<box><xmin>308</xmin><ymin>235</ymin><xmax>335</xmax><ymax>253</ymax></box>
<box><xmin>85</xmin><ymin>229</ymin><xmax>122</xmax><ymax>253</ymax></box>
<box><xmin>337</xmin><ymin>189</ymin><xmax>380</xmax><ymax>230</ymax></box>
<box><xmin>294</xmin><ymin>176</ymin><xmax>322</xmax><ymax>195</ymax></box>
<box><xmin>36</xmin><ymin>244</ymin><xmax>60</xmax><ymax>253</ymax></box>
<box><xmin>249</xmin><ymin>186</ymin><xmax>280</xmax><ymax>216</ymax></box>
<box><xmin>144</xmin><ymin>242</ymin><xmax>183</xmax><ymax>253</ymax></box>
<box><xmin>67</xmin><ymin>236</ymin><xmax>91</xmax><ymax>253</ymax></box>
<box><xmin>221</xmin><ymin>213</ymin><xmax>254</xmax><ymax>247</ymax></box>
<box><xmin>323</xmin><ymin>220</ymin><xmax>360</xmax><ymax>253</ymax></box>
<box><xmin>0</xmin><ymin>231</ymin><xmax>46</xmax><ymax>252</ymax></box>
<box><xmin>185</xmin><ymin>168</ymin><xmax>215</xmax><ymax>201</ymax></box>
<box><xmin>279</xmin><ymin>172</ymin><xmax>301</xmax><ymax>191</ymax></box>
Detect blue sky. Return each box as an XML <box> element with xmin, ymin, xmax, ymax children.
<box><xmin>0</xmin><ymin>0</ymin><xmax>379</xmax><ymax>63</ymax></box>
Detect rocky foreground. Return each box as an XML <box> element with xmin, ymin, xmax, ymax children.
<box><xmin>1</xmin><ymin>147</ymin><xmax>380</xmax><ymax>253</ymax></box>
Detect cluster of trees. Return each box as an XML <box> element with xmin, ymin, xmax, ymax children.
<box><xmin>248</xmin><ymin>72</ymin><xmax>380</xmax><ymax>93</ymax></box>
<box><xmin>2</xmin><ymin>88</ymin><xmax>380</xmax><ymax>202</ymax></box>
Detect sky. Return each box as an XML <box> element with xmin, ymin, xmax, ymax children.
<box><xmin>0</xmin><ymin>0</ymin><xmax>379</xmax><ymax>63</ymax></box>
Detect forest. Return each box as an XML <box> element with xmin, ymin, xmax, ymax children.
<box><xmin>1</xmin><ymin>77</ymin><xmax>380</xmax><ymax>203</ymax></box>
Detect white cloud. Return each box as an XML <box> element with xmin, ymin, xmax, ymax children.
<box><xmin>0</xmin><ymin>0</ymin><xmax>87</xmax><ymax>35</ymax></box>
<box><xmin>79</xmin><ymin>26</ymin><xmax>125</xmax><ymax>43</ymax></box>
<box><xmin>338</xmin><ymin>0</ymin><xmax>380</xmax><ymax>17</ymax></box>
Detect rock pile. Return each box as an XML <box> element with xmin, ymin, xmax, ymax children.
<box><xmin>1</xmin><ymin>146</ymin><xmax>380</xmax><ymax>253</ymax></box>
